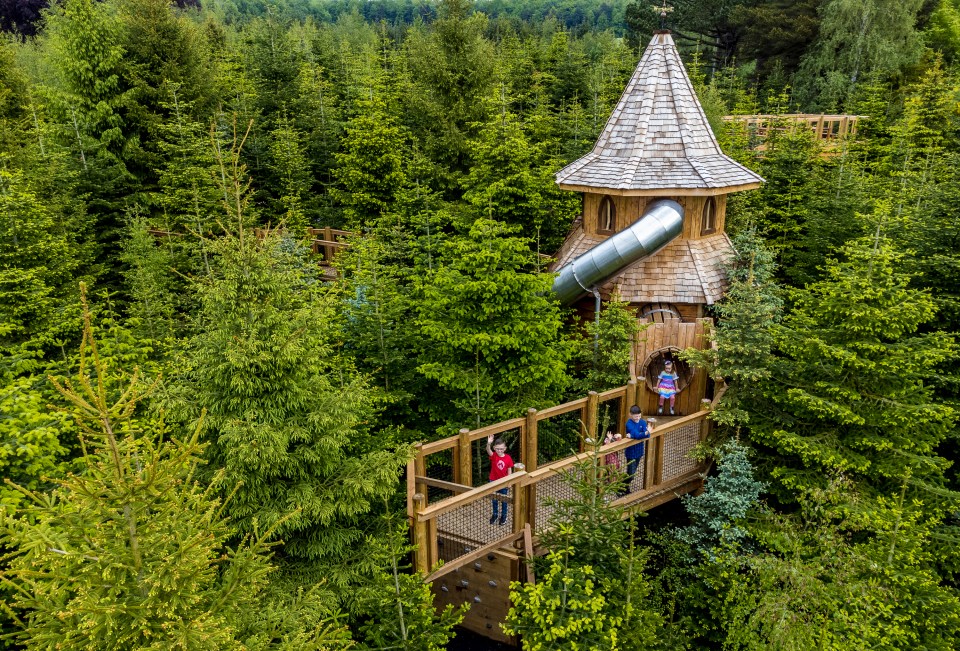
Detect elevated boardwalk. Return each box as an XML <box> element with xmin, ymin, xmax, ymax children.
<box><xmin>723</xmin><ymin>113</ymin><xmax>865</xmax><ymax>153</ymax></box>
<box><xmin>408</xmin><ymin>378</ymin><xmax>721</xmax><ymax>643</ymax></box>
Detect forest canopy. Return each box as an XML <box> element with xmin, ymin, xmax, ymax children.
<box><xmin>1</xmin><ymin>0</ymin><xmax>960</xmax><ymax>649</ymax></box>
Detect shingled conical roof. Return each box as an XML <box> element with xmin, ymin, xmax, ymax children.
<box><xmin>556</xmin><ymin>31</ymin><xmax>763</xmax><ymax>195</ymax></box>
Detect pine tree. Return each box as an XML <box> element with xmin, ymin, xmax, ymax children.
<box><xmin>172</xmin><ymin>224</ymin><xmax>406</xmax><ymax>589</ymax></box>
<box><xmin>416</xmin><ymin>217</ymin><xmax>570</xmax><ymax>431</ymax></box>
<box><xmin>747</xmin><ymin>237</ymin><xmax>957</xmax><ymax>498</ymax></box>
<box><xmin>1</xmin><ymin>291</ymin><xmax>353</xmax><ymax>650</ymax></box>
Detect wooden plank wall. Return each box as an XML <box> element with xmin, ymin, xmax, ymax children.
<box><xmin>431</xmin><ymin>547</ymin><xmax>519</xmax><ymax>645</ymax></box>
<box><xmin>634</xmin><ymin>317</ymin><xmax>711</xmax><ymax>416</ymax></box>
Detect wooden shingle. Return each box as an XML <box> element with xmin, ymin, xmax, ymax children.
<box><xmin>555</xmin><ymin>32</ymin><xmax>764</xmax><ymax>194</ymax></box>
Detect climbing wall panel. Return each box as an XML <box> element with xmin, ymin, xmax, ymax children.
<box><xmin>431</xmin><ymin>547</ymin><xmax>520</xmax><ymax>645</ymax></box>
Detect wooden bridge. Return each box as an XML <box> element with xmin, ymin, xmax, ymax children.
<box><xmin>407</xmin><ymin>376</ymin><xmax>721</xmax><ymax>643</ymax></box>
<box><xmin>723</xmin><ymin>113</ymin><xmax>865</xmax><ymax>153</ymax></box>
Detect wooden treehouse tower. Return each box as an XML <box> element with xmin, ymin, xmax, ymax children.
<box><xmin>551</xmin><ymin>29</ymin><xmax>763</xmax><ymax>417</ymax></box>
<box><xmin>408</xmin><ymin>31</ymin><xmax>762</xmax><ymax>646</ymax></box>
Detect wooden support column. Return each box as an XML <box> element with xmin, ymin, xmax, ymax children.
<box><xmin>513</xmin><ymin>463</ymin><xmax>527</xmax><ymax>533</ymax></box>
<box><xmin>621</xmin><ymin>379</ymin><xmax>637</xmax><ymax>432</ymax></box>
<box><xmin>637</xmin><ymin>376</ymin><xmax>649</xmax><ymax>416</ymax></box>
<box><xmin>457</xmin><ymin>428</ymin><xmax>472</xmax><ymax>487</ymax></box>
<box><xmin>414</xmin><ymin>445</ymin><xmax>428</xmax><ymax>503</ymax></box>
<box><xmin>524</xmin><ymin>409</ymin><xmax>538</xmax><ymax>471</ymax></box>
<box><xmin>583</xmin><ymin>391</ymin><xmax>599</xmax><ymax>450</ymax></box>
<box><xmin>700</xmin><ymin>399</ymin><xmax>712</xmax><ymax>442</ymax></box>
<box><xmin>644</xmin><ymin>418</ymin><xmax>657</xmax><ymax>489</ymax></box>
<box><xmin>524</xmin><ymin>408</ymin><xmax>538</xmax><ymax>530</ymax></box>
<box><xmin>413</xmin><ymin>493</ymin><xmax>429</xmax><ymax>572</ymax></box>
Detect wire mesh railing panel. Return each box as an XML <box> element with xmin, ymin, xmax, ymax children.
<box><xmin>469</xmin><ymin>427</ymin><xmax>522</xmax><ymax>487</ymax></box>
<box><xmin>661</xmin><ymin>421</ymin><xmax>702</xmax><ymax>482</ymax></box>
<box><xmin>596</xmin><ymin>398</ymin><xmax>623</xmax><ymax>440</ymax></box>
<box><xmin>603</xmin><ymin>446</ymin><xmax>647</xmax><ymax>496</ymax></box>
<box><xmin>537</xmin><ymin>412</ymin><xmax>582</xmax><ymax>465</ymax></box>
<box><xmin>532</xmin><ymin>466</ymin><xmax>584</xmax><ymax>535</ymax></box>
<box><xmin>434</xmin><ymin>486</ymin><xmax>516</xmax><ymax>566</ymax></box>
<box><xmin>424</xmin><ymin>449</ymin><xmax>455</xmax><ymax>505</ymax></box>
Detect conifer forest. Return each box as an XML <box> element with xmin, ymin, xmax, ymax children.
<box><xmin>4</xmin><ymin>0</ymin><xmax>960</xmax><ymax>649</ymax></box>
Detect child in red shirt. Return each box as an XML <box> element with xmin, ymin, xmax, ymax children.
<box><xmin>487</xmin><ymin>434</ymin><xmax>514</xmax><ymax>525</ymax></box>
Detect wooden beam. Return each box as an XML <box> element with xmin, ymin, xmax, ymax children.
<box><xmin>422</xmin><ymin>530</ymin><xmax>525</xmax><ymax>584</ymax></box>
<box><xmin>415</xmin><ymin>476</ymin><xmax>473</xmax><ymax>494</ymax></box>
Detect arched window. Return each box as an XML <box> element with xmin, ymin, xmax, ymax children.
<box><xmin>701</xmin><ymin>197</ymin><xmax>717</xmax><ymax>234</ymax></box>
<box><xmin>598</xmin><ymin>196</ymin><xmax>616</xmax><ymax>234</ymax></box>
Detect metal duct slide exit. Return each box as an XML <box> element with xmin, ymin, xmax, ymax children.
<box><xmin>551</xmin><ymin>199</ymin><xmax>684</xmax><ymax>305</ymax></box>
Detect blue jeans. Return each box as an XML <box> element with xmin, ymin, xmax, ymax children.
<box><xmin>492</xmin><ymin>488</ymin><xmax>509</xmax><ymax>519</ymax></box>
<box><xmin>626</xmin><ymin>456</ymin><xmax>644</xmax><ymax>481</ymax></box>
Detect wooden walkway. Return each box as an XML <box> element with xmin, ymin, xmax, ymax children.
<box><xmin>409</xmin><ymin>405</ymin><xmax>712</xmax><ymax>568</ymax></box>
<box><xmin>408</xmin><ymin>386</ymin><xmax>718</xmax><ymax>642</ymax></box>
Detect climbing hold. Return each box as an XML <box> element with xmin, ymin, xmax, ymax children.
<box><xmin>440</xmin><ymin>584</ymin><xmax>449</xmax><ymax>593</ymax></box>
<box><xmin>473</xmin><ymin>595</ymin><xmax>482</xmax><ymax>603</ymax></box>
<box><xmin>488</xmin><ymin>580</ymin><xmax>497</xmax><ymax>588</ymax></box>
<box><xmin>473</xmin><ymin>562</ymin><xmax>482</xmax><ymax>570</ymax></box>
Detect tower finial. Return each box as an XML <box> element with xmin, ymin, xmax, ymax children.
<box><xmin>651</xmin><ymin>0</ymin><xmax>673</xmax><ymax>29</ymax></box>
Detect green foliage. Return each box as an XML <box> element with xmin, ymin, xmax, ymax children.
<box><xmin>675</xmin><ymin>440</ymin><xmax>765</xmax><ymax>557</ymax></box>
<box><xmin>507</xmin><ymin>452</ymin><xmax>661</xmax><ymax>648</ymax></box>
<box><xmin>172</xmin><ymin>224</ymin><xmax>407</xmax><ymax>588</ymax></box>
<box><xmin>0</xmin><ymin>168</ymin><xmax>83</xmax><ymax>374</ymax></box>
<box><xmin>686</xmin><ymin>230</ymin><xmax>781</xmax><ymax>426</ymax></box>
<box><xmin>716</xmin><ymin>479</ymin><xmax>960</xmax><ymax>650</ymax></box>
<box><xmin>571</xmin><ymin>296</ymin><xmax>641</xmax><ymax>395</ymax></box>
<box><xmin>0</xmin><ymin>376</ymin><xmax>68</xmax><ymax>510</ymax></box>
<box><xmin>794</xmin><ymin>0</ymin><xmax>925</xmax><ymax>110</ymax></box>
<box><xmin>353</xmin><ymin>515</ymin><xmax>465</xmax><ymax>650</ymax></box>
<box><xmin>0</xmin><ymin>296</ymin><xmax>352</xmax><ymax>650</ymax></box>
<box><xmin>416</xmin><ymin>217</ymin><xmax>569</xmax><ymax>430</ymax></box>
<box><xmin>462</xmin><ymin>99</ymin><xmax>579</xmax><ymax>252</ymax></box>
<box><xmin>748</xmin><ymin>238</ymin><xmax>957</xmax><ymax>497</ymax></box>
<box><xmin>504</xmin><ymin>547</ymin><xmax>621</xmax><ymax>650</ymax></box>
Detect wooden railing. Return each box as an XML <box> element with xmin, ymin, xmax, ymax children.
<box><xmin>307</xmin><ymin>227</ymin><xmax>352</xmax><ymax>264</ymax></box>
<box><xmin>723</xmin><ymin>114</ymin><xmax>865</xmax><ymax>144</ymax></box>
<box><xmin>408</xmin><ymin>381</ymin><xmax>723</xmax><ymax>575</ymax></box>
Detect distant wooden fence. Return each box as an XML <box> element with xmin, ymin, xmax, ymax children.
<box><xmin>724</xmin><ymin>113</ymin><xmax>865</xmax><ymax>150</ymax></box>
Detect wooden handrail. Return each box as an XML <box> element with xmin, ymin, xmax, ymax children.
<box><xmin>415</xmin><ymin>477</ymin><xmax>473</xmax><ymax>494</ymax></box>
<box><xmin>423</xmin><ymin>530</ymin><xmax>525</xmax><ymax>583</ymax></box>
<box><xmin>466</xmin><ymin>417</ymin><xmax>526</xmax><ymax>442</ymax></box>
<box><xmin>536</xmin><ymin>398</ymin><xmax>588</xmax><ymax>420</ymax></box>
<box><xmin>420</xmin><ymin>437</ymin><xmax>459</xmax><ymax>455</ymax></box>
<box><xmin>596</xmin><ymin>386</ymin><xmax>627</xmax><ymax>401</ymax></box>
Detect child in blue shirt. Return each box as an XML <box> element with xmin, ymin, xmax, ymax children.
<box><xmin>623</xmin><ymin>405</ymin><xmax>649</xmax><ymax>493</ymax></box>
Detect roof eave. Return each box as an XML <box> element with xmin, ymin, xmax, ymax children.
<box><xmin>555</xmin><ymin>181</ymin><xmax>764</xmax><ymax>196</ymax></box>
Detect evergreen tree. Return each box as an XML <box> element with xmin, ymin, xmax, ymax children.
<box><xmin>794</xmin><ymin>0</ymin><xmax>925</xmax><ymax>109</ymax></box>
<box><xmin>416</xmin><ymin>217</ymin><xmax>569</xmax><ymax>431</ymax></box>
<box><xmin>505</xmin><ymin>452</ymin><xmax>661</xmax><ymax>648</ymax></box>
<box><xmin>1</xmin><ymin>293</ymin><xmax>353</xmax><ymax>650</ymax></box>
<box><xmin>172</xmin><ymin>224</ymin><xmax>406</xmax><ymax>589</ymax></box>
<box><xmin>461</xmin><ymin>97</ymin><xmax>578</xmax><ymax>253</ymax></box>
<box><xmin>570</xmin><ymin>295</ymin><xmax>641</xmax><ymax>395</ymax></box>
<box><xmin>746</xmin><ymin>237</ymin><xmax>957</xmax><ymax>498</ymax></box>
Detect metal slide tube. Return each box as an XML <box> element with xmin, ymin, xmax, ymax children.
<box><xmin>551</xmin><ymin>199</ymin><xmax>684</xmax><ymax>305</ymax></box>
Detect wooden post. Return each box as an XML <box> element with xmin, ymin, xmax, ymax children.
<box><xmin>582</xmin><ymin>391</ymin><xmax>599</xmax><ymax>452</ymax></box>
<box><xmin>513</xmin><ymin>463</ymin><xmax>527</xmax><ymax>533</ymax></box>
<box><xmin>458</xmin><ymin>428</ymin><xmax>472</xmax><ymax>487</ymax></box>
<box><xmin>700</xmin><ymin>399</ymin><xmax>713</xmax><ymax>444</ymax></box>
<box><xmin>621</xmin><ymin>380</ymin><xmax>636</xmax><ymax>433</ymax></box>
<box><xmin>413</xmin><ymin>493</ymin><xmax>429</xmax><ymax>572</ymax></box>
<box><xmin>524</xmin><ymin>409</ymin><xmax>538</xmax><ymax>472</ymax></box>
<box><xmin>524</xmin><ymin>409</ymin><xmax>538</xmax><ymax>530</ymax></box>
<box><xmin>637</xmin><ymin>376</ymin><xmax>649</xmax><ymax>416</ymax></box>
<box><xmin>644</xmin><ymin>418</ymin><xmax>657</xmax><ymax>489</ymax></box>
<box><xmin>414</xmin><ymin>446</ymin><xmax>428</xmax><ymax>503</ymax></box>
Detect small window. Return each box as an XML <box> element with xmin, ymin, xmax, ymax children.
<box><xmin>701</xmin><ymin>197</ymin><xmax>716</xmax><ymax>234</ymax></box>
<box><xmin>598</xmin><ymin>196</ymin><xmax>616</xmax><ymax>234</ymax></box>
